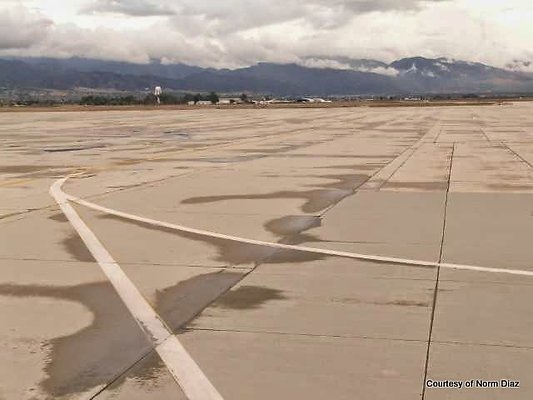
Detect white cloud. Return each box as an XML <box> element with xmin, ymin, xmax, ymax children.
<box><xmin>366</xmin><ymin>66</ymin><xmax>400</xmax><ymax>76</ymax></box>
<box><xmin>300</xmin><ymin>58</ymin><xmax>353</xmax><ymax>70</ymax></box>
<box><xmin>0</xmin><ymin>0</ymin><xmax>531</xmax><ymax>70</ymax></box>
<box><xmin>300</xmin><ymin>58</ymin><xmax>400</xmax><ymax>76</ymax></box>
<box><xmin>0</xmin><ymin>4</ymin><xmax>52</xmax><ymax>49</ymax></box>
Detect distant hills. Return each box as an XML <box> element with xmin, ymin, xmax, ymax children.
<box><xmin>1</xmin><ymin>56</ymin><xmax>532</xmax><ymax>96</ymax></box>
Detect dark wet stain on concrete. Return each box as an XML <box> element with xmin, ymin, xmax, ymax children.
<box><xmin>44</xmin><ymin>144</ymin><xmax>106</xmax><ymax>153</ymax></box>
<box><xmin>112</xmin><ymin>158</ymin><xmax>143</xmax><ymax>166</ymax></box>
<box><xmin>265</xmin><ymin>248</ymin><xmax>326</xmax><ymax>264</ymax></box>
<box><xmin>29</xmin><ymin>169</ymin><xmax>74</xmax><ymax>179</ymax></box>
<box><xmin>105</xmin><ymin>183</ymin><xmax>146</xmax><ymax>190</ymax></box>
<box><xmin>98</xmin><ymin>213</ymin><xmax>325</xmax><ymax>265</ymax></box>
<box><xmin>280</xmin><ymin>154</ymin><xmax>393</xmax><ymax>159</ymax></box>
<box><xmin>232</xmin><ymin>140</ymin><xmax>326</xmax><ymax>156</ymax></box>
<box><xmin>383</xmin><ymin>181</ymin><xmax>449</xmax><ymax>191</ymax></box>
<box><xmin>212</xmin><ymin>286</ymin><xmax>287</xmax><ymax>310</ymax></box>
<box><xmin>265</xmin><ymin>215</ymin><xmax>321</xmax><ymax>237</ymax></box>
<box><xmin>101</xmin><ymin>351</ymin><xmax>172</xmax><ymax>395</ymax></box>
<box><xmin>264</xmin><ymin>215</ymin><xmax>322</xmax><ymax>244</ymax></box>
<box><xmin>155</xmin><ymin>271</ymin><xmax>244</xmax><ymax>331</ymax></box>
<box><xmin>283</xmin><ymin>118</ymin><xmax>308</xmax><ymax>124</ymax></box>
<box><xmin>163</xmin><ymin>131</ymin><xmax>191</xmax><ymax>139</ymax></box>
<box><xmin>0</xmin><ymin>282</ymin><xmax>151</xmax><ymax>398</ymax></box>
<box><xmin>124</xmin><ymin>171</ymin><xmax>375</xmax><ymax>266</ymax></box>
<box><xmin>0</xmin><ymin>272</ymin><xmax>252</xmax><ymax>396</ymax></box>
<box><xmin>320</xmin><ymin>163</ymin><xmax>383</xmax><ymax>171</ymax></box>
<box><xmin>49</xmin><ymin>213</ymin><xmax>68</xmax><ymax>223</ymax></box>
<box><xmin>0</xmin><ymin>165</ymin><xmax>73</xmax><ymax>180</ymax></box>
<box><xmin>335</xmin><ymin>297</ymin><xmax>429</xmax><ymax>307</ymax></box>
<box><xmin>0</xmin><ymin>165</ymin><xmax>58</xmax><ymax>174</ymax></box>
<box><xmin>181</xmin><ymin>173</ymin><xmax>370</xmax><ymax>214</ymax></box>
<box><xmin>487</xmin><ymin>183</ymin><xmax>533</xmax><ymax>191</ymax></box>
<box><xmin>176</xmin><ymin>155</ymin><xmax>265</xmax><ymax>164</ymax></box>
<box><xmin>146</xmin><ymin>158</ymin><xmax>191</xmax><ymax>164</ymax></box>
<box><xmin>90</xmin><ymin>271</ymin><xmax>254</xmax><ymax>393</ymax></box>
<box><xmin>308</xmin><ymin>173</ymin><xmax>371</xmax><ymax>192</ymax></box>
<box><xmin>0</xmin><ymin>211</ymin><xmax>26</xmax><ymax>221</ymax></box>
<box><xmin>61</xmin><ymin>234</ymin><xmax>95</xmax><ymax>262</ymax></box>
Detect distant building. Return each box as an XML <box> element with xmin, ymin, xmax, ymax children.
<box><xmin>296</xmin><ymin>97</ymin><xmax>331</xmax><ymax>103</ymax></box>
<box><xmin>218</xmin><ymin>97</ymin><xmax>242</xmax><ymax>105</ymax></box>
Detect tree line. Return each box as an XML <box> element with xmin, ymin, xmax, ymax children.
<box><xmin>80</xmin><ymin>92</ymin><xmax>220</xmax><ymax>106</ymax></box>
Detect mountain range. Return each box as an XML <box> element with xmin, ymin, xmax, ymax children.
<box><xmin>1</xmin><ymin>56</ymin><xmax>532</xmax><ymax>96</ymax></box>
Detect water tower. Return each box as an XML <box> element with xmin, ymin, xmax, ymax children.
<box><xmin>154</xmin><ymin>86</ymin><xmax>162</xmax><ymax>104</ymax></box>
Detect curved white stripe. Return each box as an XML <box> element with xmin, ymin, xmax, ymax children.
<box><xmin>62</xmin><ymin>178</ymin><xmax>533</xmax><ymax>278</ymax></box>
<box><xmin>50</xmin><ymin>178</ymin><xmax>224</xmax><ymax>400</ymax></box>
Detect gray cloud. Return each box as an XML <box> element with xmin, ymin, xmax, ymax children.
<box><xmin>83</xmin><ymin>0</ymin><xmax>175</xmax><ymax>17</ymax></box>
<box><xmin>326</xmin><ymin>0</ymin><xmax>449</xmax><ymax>13</ymax></box>
<box><xmin>165</xmin><ymin>0</ymin><xmax>450</xmax><ymax>34</ymax></box>
<box><xmin>0</xmin><ymin>6</ymin><xmax>52</xmax><ymax>49</ymax></box>
<box><xmin>81</xmin><ymin>0</ymin><xmax>448</xmax><ymax>30</ymax></box>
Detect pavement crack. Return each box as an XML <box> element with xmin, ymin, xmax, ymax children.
<box><xmin>421</xmin><ymin>142</ymin><xmax>455</xmax><ymax>400</ymax></box>
<box><xmin>186</xmin><ymin>327</ymin><xmax>428</xmax><ymax>344</ymax></box>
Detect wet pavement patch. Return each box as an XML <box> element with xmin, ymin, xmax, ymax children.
<box><xmin>233</xmin><ymin>140</ymin><xmax>326</xmax><ymax>156</ymax></box>
<box><xmin>283</xmin><ymin>118</ymin><xmax>308</xmax><ymax>124</ymax></box>
<box><xmin>0</xmin><ymin>165</ymin><xmax>60</xmax><ymax>174</ymax></box>
<box><xmin>146</xmin><ymin>158</ymin><xmax>192</xmax><ymax>164</ymax></box>
<box><xmin>263</xmin><ymin>248</ymin><xmax>327</xmax><ymax>264</ymax></box>
<box><xmin>265</xmin><ymin>215</ymin><xmax>321</xmax><ymax>237</ymax></box>
<box><xmin>155</xmin><ymin>271</ymin><xmax>244</xmax><ymax>332</ymax></box>
<box><xmin>308</xmin><ymin>173</ymin><xmax>370</xmax><ymax>192</ymax></box>
<box><xmin>49</xmin><ymin>213</ymin><xmax>68</xmax><ymax>223</ymax></box>
<box><xmin>275</xmin><ymin>154</ymin><xmax>392</xmax><ymax>159</ymax></box>
<box><xmin>383</xmin><ymin>181</ymin><xmax>449</xmax><ymax>191</ymax></box>
<box><xmin>212</xmin><ymin>286</ymin><xmax>287</xmax><ymax>310</ymax></box>
<box><xmin>61</xmin><ymin>233</ymin><xmax>95</xmax><ymax>262</ymax></box>
<box><xmin>181</xmin><ymin>173</ymin><xmax>370</xmax><ymax>214</ymax></box>
<box><xmin>181</xmin><ymin>189</ymin><xmax>349</xmax><ymax>214</ymax></box>
<box><xmin>163</xmin><ymin>131</ymin><xmax>190</xmax><ymax>139</ymax></box>
<box><xmin>0</xmin><ymin>282</ymin><xmax>151</xmax><ymax>398</ymax></box>
<box><xmin>0</xmin><ymin>211</ymin><xmax>27</xmax><ymax>221</ymax></box>
<box><xmin>487</xmin><ymin>183</ymin><xmax>533</xmax><ymax>192</ymax></box>
<box><xmin>44</xmin><ymin>144</ymin><xmax>106</xmax><ymax>153</ymax></box>
<box><xmin>177</xmin><ymin>155</ymin><xmax>265</xmax><ymax>163</ymax></box>
<box><xmin>100</xmin><ymin>351</ymin><xmax>171</xmax><ymax>395</ymax></box>
<box><xmin>0</xmin><ymin>165</ymin><xmax>73</xmax><ymax>179</ymax></box>
<box><xmin>334</xmin><ymin>297</ymin><xmax>430</xmax><ymax>308</ymax></box>
<box><xmin>320</xmin><ymin>163</ymin><xmax>384</xmax><ymax>171</ymax></box>
<box><xmin>264</xmin><ymin>215</ymin><xmax>323</xmax><ymax>245</ymax></box>
<box><xmin>99</xmin><ymin>214</ymin><xmax>326</xmax><ymax>265</ymax></box>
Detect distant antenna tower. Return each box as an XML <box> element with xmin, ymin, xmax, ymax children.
<box><xmin>154</xmin><ymin>86</ymin><xmax>162</xmax><ymax>104</ymax></box>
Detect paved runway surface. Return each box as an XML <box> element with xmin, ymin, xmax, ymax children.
<box><xmin>1</xmin><ymin>103</ymin><xmax>533</xmax><ymax>399</ymax></box>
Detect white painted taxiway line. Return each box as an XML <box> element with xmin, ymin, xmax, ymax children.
<box><xmin>50</xmin><ymin>178</ymin><xmax>224</xmax><ymax>400</ymax></box>
<box><xmin>59</xmin><ymin>177</ymin><xmax>533</xmax><ymax>278</ymax></box>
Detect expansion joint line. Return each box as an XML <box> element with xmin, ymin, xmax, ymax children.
<box><xmin>504</xmin><ymin>143</ymin><xmax>533</xmax><ymax>170</ymax></box>
<box><xmin>421</xmin><ymin>142</ymin><xmax>455</xmax><ymax>400</ymax></box>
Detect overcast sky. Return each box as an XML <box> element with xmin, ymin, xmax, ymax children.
<box><xmin>0</xmin><ymin>0</ymin><xmax>531</xmax><ymax>71</ymax></box>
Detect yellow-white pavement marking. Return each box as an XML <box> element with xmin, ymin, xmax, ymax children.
<box><xmin>60</xmin><ymin>177</ymin><xmax>533</xmax><ymax>278</ymax></box>
<box><xmin>50</xmin><ymin>178</ymin><xmax>224</xmax><ymax>400</ymax></box>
